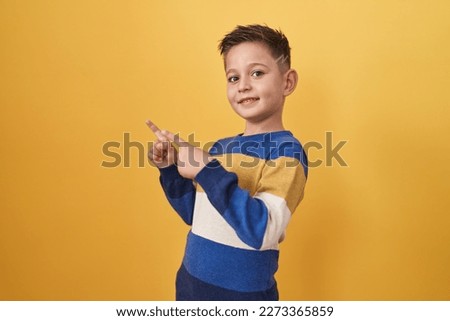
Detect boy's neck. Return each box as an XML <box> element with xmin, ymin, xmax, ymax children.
<box><xmin>242</xmin><ymin>119</ymin><xmax>285</xmax><ymax>136</ymax></box>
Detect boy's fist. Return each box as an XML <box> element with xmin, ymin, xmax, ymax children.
<box><xmin>162</xmin><ymin>130</ymin><xmax>214</xmax><ymax>180</ymax></box>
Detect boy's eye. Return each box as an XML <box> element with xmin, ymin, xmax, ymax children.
<box><xmin>228</xmin><ymin>76</ymin><xmax>239</xmax><ymax>83</ymax></box>
<box><xmin>251</xmin><ymin>70</ymin><xmax>264</xmax><ymax>78</ymax></box>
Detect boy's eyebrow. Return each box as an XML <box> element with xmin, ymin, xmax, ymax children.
<box><xmin>226</xmin><ymin>62</ymin><xmax>270</xmax><ymax>74</ymax></box>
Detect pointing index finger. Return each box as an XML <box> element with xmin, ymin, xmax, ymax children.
<box><xmin>162</xmin><ymin>130</ymin><xmax>189</xmax><ymax>147</ymax></box>
<box><xmin>145</xmin><ymin>120</ymin><xmax>166</xmax><ymax>141</ymax></box>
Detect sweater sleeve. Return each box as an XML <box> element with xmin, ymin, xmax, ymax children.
<box><xmin>159</xmin><ymin>164</ymin><xmax>196</xmax><ymax>225</ymax></box>
<box><xmin>194</xmin><ymin>156</ymin><xmax>306</xmax><ymax>250</ymax></box>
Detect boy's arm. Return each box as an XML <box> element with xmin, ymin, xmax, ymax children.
<box><xmin>195</xmin><ymin>155</ymin><xmax>307</xmax><ymax>250</ymax></box>
<box><xmin>146</xmin><ymin>120</ymin><xmax>196</xmax><ymax>225</ymax></box>
<box><xmin>159</xmin><ymin>164</ymin><xmax>196</xmax><ymax>225</ymax></box>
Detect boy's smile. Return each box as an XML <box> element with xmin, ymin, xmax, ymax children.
<box><xmin>224</xmin><ymin>41</ymin><xmax>297</xmax><ymax>135</ymax></box>
<box><xmin>238</xmin><ymin>97</ymin><xmax>260</xmax><ymax>105</ymax></box>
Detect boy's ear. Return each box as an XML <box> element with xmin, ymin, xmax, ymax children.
<box><xmin>283</xmin><ymin>69</ymin><xmax>299</xmax><ymax>96</ymax></box>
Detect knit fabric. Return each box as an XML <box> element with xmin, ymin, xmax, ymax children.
<box><xmin>159</xmin><ymin>130</ymin><xmax>307</xmax><ymax>300</ymax></box>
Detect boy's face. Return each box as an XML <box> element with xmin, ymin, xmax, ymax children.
<box><xmin>224</xmin><ymin>41</ymin><xmax>291</xmax><ymax>127</ymax></box>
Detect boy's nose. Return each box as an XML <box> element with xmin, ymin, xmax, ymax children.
<box><xmin>238</xmin><ymin>76</ymin><xmax>251</xmax><ymax>92</ymax></box>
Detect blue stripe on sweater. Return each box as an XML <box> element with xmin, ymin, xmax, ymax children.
<box><xmin>176</xmin><ymin>264</ymin><xmax>278</xmax><ymax>301</ymax></box>
<box><xmin>182</xmin><ymin>232</ymin><xmax>279</xmax><ymax>292</ymax></box>
<box><xmin>209</xmin><ymin>131</ymin><xmax>308</xmax><ymax>177</ymax></box>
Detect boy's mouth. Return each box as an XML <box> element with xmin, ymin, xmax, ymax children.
<box><xmin>238</xmin><ymin>97</ymin><xmax>260</xmax><ymax>105</ymax></box>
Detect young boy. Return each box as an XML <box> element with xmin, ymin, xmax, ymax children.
<box><xmin>146</xmin><ymin>24</ymin><xmax>308</xmax><ymax>301</ymax></box>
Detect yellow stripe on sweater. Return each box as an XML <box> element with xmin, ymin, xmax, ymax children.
<box><xmin>196</xmin><ymin>154</ymin><xmax>306</xmax><ymax>214</ymax></box>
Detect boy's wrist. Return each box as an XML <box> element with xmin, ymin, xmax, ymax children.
<box><xmin>181</xmin><ymin>155</ymin><xmax>215</xmax><ymax>180</ymax></box>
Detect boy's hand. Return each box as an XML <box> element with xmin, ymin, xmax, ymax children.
<box><xmin>162</xmin><ymin>130</ymin><xmax>214</xmax><ymax>180</ymax></box>
<box><xmin>146</xmin><ymin>120</ymin><xmax>176</xmax><ymax>168</ymax></box>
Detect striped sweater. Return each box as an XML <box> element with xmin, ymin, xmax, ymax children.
<box><xmin>159</xmin><ymin>130</ymin><xmax>308</xmax><ymax>300</ymax></box>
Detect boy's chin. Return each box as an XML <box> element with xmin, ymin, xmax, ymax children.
<box><xmin>233</xmin><ymin>111</ymin><xmax>259</xmax><ymax>122</ymax></box>
<box><xmin>231</xmin><ymin>106</ymin><xmax>260</xmax><ymax>119</ymax></box>
<box><xmin>234</xmin><ymin>108</ymin><xmax>271</xmax><ymax>122</ymax></box>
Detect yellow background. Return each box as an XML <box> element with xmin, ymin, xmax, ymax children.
<box><xmin>1</xmin><ymin>0</ymin><xmax>449</xmax><ymax>300</ymax></box>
